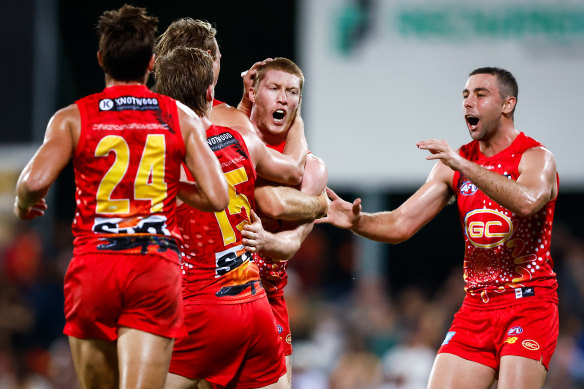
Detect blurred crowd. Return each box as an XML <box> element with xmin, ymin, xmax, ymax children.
<box><xmin>0</xmin><ymin>217</ymin><xmax>583</xmax><ymax>389</ymax></box>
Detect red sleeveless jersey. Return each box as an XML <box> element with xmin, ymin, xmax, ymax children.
<box><xmin>212</xmin><ymin>98</ymin><xmax>223</xmax><ymax>107</ymax></box>
<box><xmin>177</xmin><ymin>125</ymin><xmax>265</xmax><ymax>304</ymax></box>
<box><xmin>72</xmin><ymin>85</ymin><xmax>185</xmax><ymax>261</ymax></box>
<box><xmin>255</xmin><ymin>141</ymin><xmax>289</xmax><ymax>297</ymax></box>
<box><xmin>453</xmin><ymin>132</ymin><xmax>558</xmax><ymax>308</ymax></box>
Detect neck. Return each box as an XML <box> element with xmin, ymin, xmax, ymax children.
<box><xmin>105</xmin><ymin>73</ymin><xmax>148</xmax><ymax>88</ymax></box>
<box><xmin>479</xmin><ymin>123</ymin><xmax>519</xmax><ymax>157</ymax></box>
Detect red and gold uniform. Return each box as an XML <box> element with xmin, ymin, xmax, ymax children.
<box><xmin>254</xmin><ymin>140</ymin><xmax>294</xmax><ymax>355</ymax></box>
<box><xmin>64</xmin><ymin>84</ymin><xmax>185</xmax><ymax>341</ymax></box>
<box><xmin>438</xmin><ymin>132</ymin><xmax>559</xmax><ymax>370</ymax></box>
<box><xmin>169</xmin><ymin>125</ymin><xmax>286</xmax><ymax>388</ymax></box>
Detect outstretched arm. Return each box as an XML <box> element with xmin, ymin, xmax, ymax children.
<box><xmin>417</xmin><ymin>139</ymin><xmax>557</xmax><ymax>216</ymax></box>
<box><xmin>319</xmin><ymin>161</ymin><xmax>454</xmax><ymax>244</ymax></box>
<box><xmin>15</xmin><ymin>105</ymin><xmax>77</xmax><ymax>219</ymax></box>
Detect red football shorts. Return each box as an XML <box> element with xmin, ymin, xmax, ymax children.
<box><xmin>267</xmin><ymin>294</ymin><xmax>292</xmax><ymax>356</ymax></box>
<box><xmin>438</xmin><ymin>301</ymin><xmax>559</xmax><ymax>371</ymax></box>
<box><xmin>169</xmin><ymin>297</ymin><xmax>286</xmax><ymax>389</ymax></box>
<box><xmin>63</xmin><ymin>253</ymin><xmax>184</xmax><ymax>341</ymax></box>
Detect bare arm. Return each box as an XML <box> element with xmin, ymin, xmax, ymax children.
<box><xmin>254</xmin><ymin>185</ymin><xmax>328</xmax><ymax>221</ymax></box>
<box><xmin>417</xmin><ymin>139</ymin><xmax>557</xmax><ymax>217</ymax></box>
<box><xmin>178</xmin><ymin>102</ymin><xmax>229</xmax><ymax>211</ymax></box>
<box><xmin>15</xmin><ymin>105</ymin><xmax>77</xmax><ymax>219</ymax></box>
<box><xmin>241</xmin><ymin>126</ymin><xmax>306</xmax><ymax>186</ymax></box>
<box><xmin>318</xmin><ymin>161</ymin><xmax>454</xmax><ymax>244</ymax></box>
<box><xmin>242</xmin><ymin>154</ymin><xmax>328</xmax><ymax>258</ymax></box>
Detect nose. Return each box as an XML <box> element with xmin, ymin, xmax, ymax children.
<box><xmin>463</xmin><ymin>96</ymin><xmax>473</xmax><ymax>109</ymax></box>
<box><xmin>276</xmin><ymin>89</ymin><xmax>287</xmax><ymax>104</ymax></box>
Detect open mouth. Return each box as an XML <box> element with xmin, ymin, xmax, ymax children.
<box><xmin>273</xmin><ymin>109</ymin><xmax>286</xmax><ymax>123</ymax></box>
<box><xmin>273</xmin><ymin>110</ymin><xmax>285</xmax><ymax>120</ymax></box>
<box><xmin>466</xmin><ymin>115</ymin><xmax>479</xmax><ymax>127</ymax></box>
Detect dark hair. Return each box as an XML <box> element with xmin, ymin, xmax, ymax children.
<box><xmin>253</xmin><ymin>57</ymin><xmax>304</xmax><ymax>93</ymax></box>
<box><xmin>155</xmin><ymin>18</ymin><xmax>218</xmax><ymax>61</ymax></box>
<box><xmin>469</xmin><ymin>67</ymin><xmax>518</xmax><ymax>113</ymax></box>
<box><xmin>96</xmin><ymin>4</ymin><xmax>158</xmax><ymax>82</ymax></box>
<box><xmin>154</xmin><ymin>47</ymin><xmax>214</xmax><ymax>117</ymax></box>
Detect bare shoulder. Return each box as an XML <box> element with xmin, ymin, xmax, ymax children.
<box><xmin>48</xmin><ymin>104</ymin><xmax>80</xmax><ymax>141</ymax></box>
<box><xmin>211</xmin><ymin>103</ymin><xmax>256</xmax><ymax>134</ymax></box>
<box><xmin>301</xmin><ymin>154</ymin><xmax>328</xmax><ymax>195</ymax></box>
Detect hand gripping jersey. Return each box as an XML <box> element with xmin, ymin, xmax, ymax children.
<box><xmin>73</xmin><ymin>85</ymin><xmax>184</xmax><ymax>261</ymax></box>
<box><xmin>255</xmin><ymin>140</ymin><xmax>290</xmax><ymax>297</ymax></box>
<box><xmin>453</xmin><ymin>132</ymin><xmax>558</xmax><ymax>308</ymax></box>
<box><xmin>177</xmin><ymin>125</ymin><xmax>265</xmax><ymax>304</ymax></box>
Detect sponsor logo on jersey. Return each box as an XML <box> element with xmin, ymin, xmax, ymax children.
<box><xmin>99</xmin><ymin>96</ymin><xmax>160</xmax><ymax>111</ymax></box>
<box><xmin>207</xmin><ymin>132</ymin><xmax>239</xmax><ymax>151</ymax></box>
<box><xmin>504</xmin><ymin>337</ymin><xmax>518</xmax><ymax>344</ymax></box>
<box><xmin>277</xmin><ymin>325</ymin><xmax>283</xmax><ymax>334</ymax></box>
<box><xmin>464</xmin><ymin>209</ymin><xmax>513</xmax><ymax>248</ymax></box>
<box><xmin>460</xmin><ymin>180</ymin><xmax>478</xmax><ymax>196</ymax></box>
<box><xmin>286</xmin><ymin>334</ymin><xmax>292</xmax><ymax>344</ymax></box>
<box><xmin>522</xmin><ymin>339</ymin><xmax>540</xmax><ymax>350</ymax></box>
<box><xmin>93</xmin><ymin>214</ymin><xmax>170</xmax><ymax>236</ymax></box>
<box><xmin>442</xmin><ymin>331</ymin><xmax>456</xmax><ymax>345</ymax></box>
<box><xmin>508</xmin><ymin>326</ymin><xmax>523</xmax><ymax>336</ymax></box>
<box><xmin>515</xmin><ymin>287</ymin><xmax>535</xmax><ymax>299</ymax></box>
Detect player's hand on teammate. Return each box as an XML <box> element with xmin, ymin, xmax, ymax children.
<box><xmin>241</xmin><ymin>210</ymin><xmax>269</xmax><ymax>253</ymax></box>
<box><xmin>238</xmin><ymin>58</ymin><xmax>273</xmax><ymax>115</ymax></box>
<box><xmin>14</xmin><ymin>198</ymin><xmax>47</xmax><ymax>220</ymax></box>
<box><xmin>315</xmin><ymin>187</ymin><xmax>362</xmax><ymax>229</ymax></box>
<box><xmin>416</xmin><ymin>139</ymin><xmax>464</xmax><ymax>171</ymax></box>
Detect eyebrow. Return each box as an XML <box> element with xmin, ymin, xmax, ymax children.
<box><xmin>462</xmin><ymin>87</ymin><xmax>490</xmax><ymax>94</ymax></box>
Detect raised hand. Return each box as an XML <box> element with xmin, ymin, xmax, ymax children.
<box><xmin>315</xmin><ymin>187</ymin><xmax>362</xmax><ymax>229</ymax></box>
<box><xmin>416</xmin><ymin>139</ymin><xmax>463</xmax><ymax>171</ymax></box>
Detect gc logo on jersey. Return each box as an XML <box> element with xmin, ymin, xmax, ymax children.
<box><xmin>464</xmin><ymin>209</ymin><xmax>514</xmax><ymax>249</ymax></box>
<box><xmin>460</xmin><ymin>180</ymin><xmax>478</xmax><ymax>196</ymax></box>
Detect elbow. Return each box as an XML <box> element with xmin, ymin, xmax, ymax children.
<box><xmin>287</xmin><ymin>168</ymin><xmax>304</xmax><ymax>186</ymax></box>
<box><xmin>513</xmin><ymin>195</ymin><xmax>548</xmax><ymax>218</ymax></box>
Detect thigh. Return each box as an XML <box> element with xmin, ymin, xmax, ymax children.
<box><xmin>169</xmin><ymin>303</ymin><xmax>248</xmax><ymax>386</ymax></box>
<box><xmin>64</xmin><ymin>254</ymin><xmax>122</xmax><ymax>341</ymax></box>
<box><xmin>117</xmin><ymin>326</ymin><xmax>174</xmax><ymax>389</ymax></box>
<box><xmin>68</xmin><ymin>336</ymin><xmax>118</xmax><ymax>389</ymax></box>
<box><xmin>498</xmin><ymin>355</ymin><xmax>547</xmax><ymax>389</ymax></box>
<box><xmin>497</xmin><ymin>302</ymin><xmax>559</xmax><ymax>369</ymax></box>
<box><xmin>237</xmin><ymin>298</ymin><xmax>287</xmax><ymax>389</ymax></box>
<box><xmin>428</xmin><ymin>353</ymin><xmax>496</xmax><ymax>389</ymax></box>
<box><xmin>267</xmin><ymin>294</ymin><xmax>292</xmax><ymax>356</ymax></box>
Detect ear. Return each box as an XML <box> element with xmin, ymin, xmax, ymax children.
<box><xmin>248</xmin><ymin>87</ymin><xmax>256</xmax><ymax>104</ymax></box>
<box><xmin>206</xmin><ymin>84</ymin><xmax>214</xmax><ymax>103</ymax></box>
<box><xmin>147</xmin><ymin>54</ymin><xmax>156</xmax><ymax>72</ymax></box>
<box><xmin>502</xmin><ymin>96</ymin><xmax>516</xmax><ymax>115</ymax></box>
<box><xmin>97</xmin><ymin>51</ymin><xmax>104</xmax><ymax>68</ymax></box>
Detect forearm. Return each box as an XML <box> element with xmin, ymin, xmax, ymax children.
<box><xmin>282</xmin><ymin>117</ymin><xmax>307</xmax><ymax>170</ymax></box>
<box><xmin>259</xmin><ymin>223</ymin><xmax>311</xmax><ymax>260</ymax></box>
<box><xmin>458</xmin><ymin>159</ymin><xmax>547</xmax><ymax>216</ymax></box>
<box><xmin>350</xmin><ymin>211</ymin><xmax>409</xmax><ymax>244</ymax></box>
<box><xmin>178</xmin><ymin>182</ymin><xmax>221</xmax><ymax>212</ymax></box>
<box><xmin>255</xmin><ymin>186</ymin><xmax>327</xmax><ymax>221</ymax></box>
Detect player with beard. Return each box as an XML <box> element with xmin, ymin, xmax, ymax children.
<box><xmin>319</xmin><ymin>67</ymin><xmax>559</xmax><ymax>389</ymax></box>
